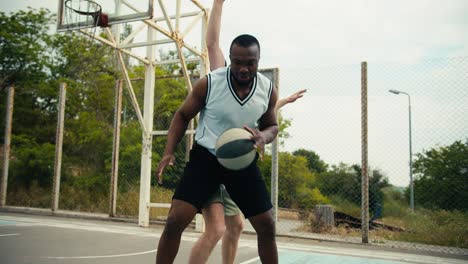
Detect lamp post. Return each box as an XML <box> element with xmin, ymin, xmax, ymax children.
<box><xmin>389</xmin><ymin>89</ymin><xmax>414</xmax><ymax>212</ymax></box>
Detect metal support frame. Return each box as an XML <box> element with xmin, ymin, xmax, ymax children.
<box><xmin>71</xmin><ymin>0</ymin><xmax>209</xmax><ymax>227</ymax></box>
<box><xmin>138</xmin><ymin>19</ymin><xmax>156</xmax><ymax>227</ymax></box>
<box><xmin>65</xmin><ymin>1</ymin><xmax>279</xmax><ymax>232</ymax></box>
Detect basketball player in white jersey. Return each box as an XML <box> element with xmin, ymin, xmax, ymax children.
<box><xmin>188</xmin><ymin>1</ymin><xmax>306</xmax><ymax>263</ymax></box>
<box><xmin>155</xmin><ymin>34</ymin><xmax>279</xmax><ymax>263</ymax></box>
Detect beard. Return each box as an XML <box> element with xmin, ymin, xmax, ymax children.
<box><xmin>231</xmin><ymin>71</ymin><xmax>255</xmax><ymax>86</ymax></box>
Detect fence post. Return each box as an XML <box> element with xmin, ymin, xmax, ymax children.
<box><xmin>51</xmin><ymin>83</ymin><xmax>67</xmax><ymax>212</ymax></box>
<box><xmin>110</xmin><ymin>80</ymin><xmax>123</xmax><ymax>217</ymax></box>
<box><xmin>271</xmin><ymin>134</ymin><xmax>279</xmax><ymax>223</ymax></box>
<box><xmin>361</xmin><ymin>62</ymin><xmax>369</xmax><ymax>243</ymax></box>
<box><xmin>315</xmin><ymin>205</ymin><xmax>334</xmax><ymax>229</ymax></box>
<box><xmin>271</xmin><ymin>68</ymin><xmax>280</xmax><ymax>224</ymax></box>
<box><xmin>1</xmin><ymin>85</ymin><xmax>15</xmax><ymax>206</ymax></box>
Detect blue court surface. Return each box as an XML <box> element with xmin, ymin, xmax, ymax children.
<box><xmin>0</xmin><ymin>212</ymin><xmax>466</xmax><ymax>264</ymax></box>
<box><xmin>243</xmin><ymin>250</ymin><xmax>409</xmax><ymax>264</ymax></box>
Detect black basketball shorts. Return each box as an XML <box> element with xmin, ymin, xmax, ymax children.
<box><xmin>173</xmin><ymin>142</ymin><xmax>272</xmax><ymax>218</ymax></box>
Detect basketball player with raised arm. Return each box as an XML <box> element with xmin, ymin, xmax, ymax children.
<box><xmin>155</xmin><ymin>34</ymin><xmax>279</xmax><ymax>263</ymax></box>
<box><xmin>187</xmin><ymin>1</ymin><xmax>306</xmax><ymax>263</ymax></box>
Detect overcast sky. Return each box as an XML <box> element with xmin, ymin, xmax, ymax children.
<box><xmin>2</xmin><ymin>0</ymin><xmax>468</xmax><ymax>186</ymax></box>
<box><xmin>3</xmin><ymin>1</ymin><xmax>467</xmax><ymax>66</ymax></box>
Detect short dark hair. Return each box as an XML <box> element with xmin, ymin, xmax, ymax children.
<box><xmin>229</xmin><ymin>34</ymin><xmax>260</xmax><ymax>55</ymax></box>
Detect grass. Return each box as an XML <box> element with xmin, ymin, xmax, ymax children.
<box><xmin>308</xmin><ymin>191</ymin><xmax>468</xmax><ymax>248</ymax></box>
<box><xmin>6</xmin><ymin>182</ymin><xmax>51</xmax><ymax>209</ymax></box>
<box><xmin>6</xmin><ymin>182</ymin><xmax>174</xmax><ymax>219</ymax></box>
<box><xmin>379</xmin><ymin>209</ymin><xmax>468</xmax><ymax>248</ymax></box>
<box><xmin>117</xmin><ymin>186</ymin><xmax>173</xmax><ymax>219</ymax></box>
<box><xmin>299</xmin><ymin>205</ymin><xmax>468</xmax><ymax>248</ymax></box>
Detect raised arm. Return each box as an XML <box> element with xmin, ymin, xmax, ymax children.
<box><xmin>206</xmin><ymin>0</ymin><xmax>226</xmax><ymax>71</ymax></box>
<box><xmin>275</xmin><ymin>89</ymin><xmax>307</xmax><ymax>111</ymax></box>
<box><xmin>156</xmin><ymin>77</ymin><xmax>208</xmax><ymax>183</ymax></box>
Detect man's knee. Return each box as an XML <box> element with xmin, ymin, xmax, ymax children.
<box><xmin>164</xmin><ymin>205</ymin><xmax>195</xmax><ymax>237</ymax></box>
<box><xmin>206</xmin><ymin>221</ymin><xmax>226</xmax><ymax>242</ymax></box>
<box><xmin>258</xmin><ymin>220</ymin><xmax>275</xmax><ymax>238</ymax></box>
<box><xmin>232</xmin><ymin>219</ymin><xmax>244</xmax><ymax>236</ymax></box>
<box><xmin>164</xmin><ymin>214</ymin><xmax>187</xmax><ymax>237</ymax></box>
<box><xmin>226</xmin><ymin>216</ymin><xmax>244</xmax><ymax>237</ymax></box>
<box><xmin>250</xmin><ymin>212</ymin><xmax>276</xmax><ymax>238</ymax></box>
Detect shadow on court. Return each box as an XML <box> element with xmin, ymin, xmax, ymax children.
<box><xmin>0</xmin><ymin>212</ymin><xmax>466</xmax><ymax>264</ymax></box>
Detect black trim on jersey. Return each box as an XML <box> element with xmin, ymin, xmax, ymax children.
<box><xmin>267</xmin><ymin>81</ymin><xmax>273</xmax><ymax>100</ymax></box>
<box><xmin>195</xmin><ymin>75</ymin><xmax>211</xmax><ymax>144</ymax></box>
<box><xmin>195</xmin><ymin>110</ymin><xmax>206</xmax><ymax>142</ymax></box>
<box><xmin>198</xmin><ymin>125</ymin><xmax>206</xmax><ymax>142</ymax></box>
<box><xmin>226</xmin><ymin>67</ymin><xmax>257</xmax><ymax>106</ymax></box>
<box><xmin>205</xmin><ymin>74</ymin><xmax>212</xmax><ymax>105</ymax></box>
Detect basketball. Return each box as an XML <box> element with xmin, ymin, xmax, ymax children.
<box><xmin>215</xmin><ymin>128</ymin><xmax>256</xmax><ymax>170</ymax></box>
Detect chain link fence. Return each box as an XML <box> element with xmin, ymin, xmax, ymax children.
<box><xmin>115</xmin><ymin>79</ymin><xmax>144</xmax><ymax>217</ymax></box>
<box><xmin>1</xmin><ymin>57</ymin><xmax>467</xmax><ymax>254</ymax></box>
<box><xmin>2</xmin><ymin>86</ymin><xmax>57</xmax><ymax>209</ymax></box>
<box><xmin>367</xmin><ymin>58</ymin><xmax>468</xmax><ymax>250</ymax></box>
<box><xmin>272</xmin><ymin>57</ymin><xmax>468</xmax><ymax>252</ymax></box>
<box><xmin>265</xmin><ymin>63</ymin><xmax>365</xmax><ymax>240</ymax></box>
<box><xmin>59</xmin><ymin>77</ymin><xmax>115</xmax><ymax>213</ymax></box>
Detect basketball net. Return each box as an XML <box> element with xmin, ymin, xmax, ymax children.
<box><xmin>64</xmin><ymin>0</ymin><xmax>109</xmax><ymax>31</ymax></box>
<box><xmin>63</xmin><ymin>0</ymin><xmax>109</xmax><ymax>49</ymax></box>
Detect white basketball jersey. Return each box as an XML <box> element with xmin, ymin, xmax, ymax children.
<box><xmin>195</xmin><ymin>67</ymin><xmax>273</xmax><ymax>154</ymax></box>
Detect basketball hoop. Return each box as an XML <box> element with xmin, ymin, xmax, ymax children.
<box><xmin>64</xmin><ymin>0</ymin><xmax>109</xmax><ymax>28</ymax></box>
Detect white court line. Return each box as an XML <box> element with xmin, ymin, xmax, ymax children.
<box><xmin>42</xmin><ymin>249</ymin><xmax>157</xmax><ymax>259</ymax></box>
<box><xmin>0</xmin><ymin>233</ymin><xmax>19</xmax><ymax>237</ymax></box>
<box><xmin>0</xmin><ymin>215</ymin><xmax>160</xmax><ymax>237</ymax></box>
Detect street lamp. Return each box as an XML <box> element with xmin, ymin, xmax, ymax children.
<box><xmin>389</xmin><ymin>89</ymin><xmax>414</xmax><ymax>212</ymax></box>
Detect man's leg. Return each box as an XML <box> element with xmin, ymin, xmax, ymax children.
<box><xmin>222</xmin><ymin>214</ymin><xmax>244</xmax><ymax>264</ymax></box>
<box><xmin>248</xmin><ymin>210</ymin><xmax>278</xmax><ymax>263</ymax></box>
<box><xmin>207</xmin><ymin>0</ymin><xmax>226</xmax><ymax>70</ymax></box>
<box><xmin>223</xmin><ymin>160</ymin><xmax>276</xmax><ymax>263</ymax></box>
<box><xmin>156</xmin><ymin>199</ymin><xmax>198</xmax><ymax>264</ymax></box>
<box><xmin>189</xmin><ymin>203</ymin><xmax>226</xmax><ymax>264</ymax></box>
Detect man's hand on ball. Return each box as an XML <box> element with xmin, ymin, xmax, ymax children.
<box><xmin>243</xmin><ymin>125</ymin><xmax>265</xmax><ymax>160</ymax></box>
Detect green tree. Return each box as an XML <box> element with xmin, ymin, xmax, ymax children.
<box><xmin>258</xmin><ymin>152</ymin><xmax>328</xmax><ymax>210</ymax></box>
<box><xmin>317</xmin><ymin>163</ymin><xmax>390</xmax><ymax>215</ymax></box>
<box><xmin>0</xmin><ymin>9</ymin><xmax>58</xmax><ymax>191</ymax></box>
<box><xmin>49</xmin><ymin>31</ymin><xmax>118</xmax><ymax>186</ymax></box>
<box><xmin>0</xmin><ymin>8</ymin><xmax>58</xmax><ymax>143</ymax></box>
<box><xmin>8</xmin><ymin>135</ymin><xmax>55</xmax><ymax>189</ymax></box>
<box><xmin>317</xmin><ymin>163</ymin><xmax>361</xmax><ymax>203</ymax></box>
<box><xmin>293</xmin><ymin>148</ymin><xmax>328</xmax><ymax>173</ymax></box>
<box><xmin>277</xmin><ymin>115</ymin><xmax>292</xmax><ymax>145</ymax></box>
<box><xmin>412</xmin><ymin>140</ymin><xmax>468</xmax><ymax>211</ymax></box>
<box><xmin>0</xmin><ymin>8</ymin><xmax>54</xmax><ymax>90</ymax></box>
